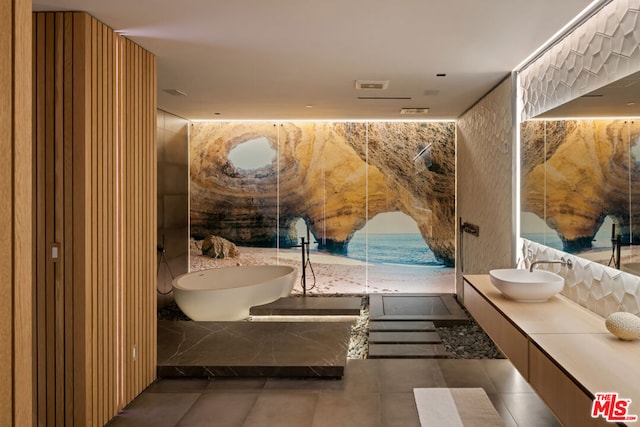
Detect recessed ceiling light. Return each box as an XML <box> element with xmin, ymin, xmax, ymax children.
<box><xmin>400</xmin><ymin>108</ymin><xmax>429</xmax><ymax>115</ymax></box>
<box><xmin>305</xmin><ymin>105</ymin><xmax>313</xmax><ymax>108</ymax></box>
<box><xmin>627</xmin><ymin>102</ymin><xmax>636</xmax><ymax>106</ymax></box>
<box><xmin>163</xmin><ymin>88</ymin><xmax>187</xmax><ymax>96</ymax></box>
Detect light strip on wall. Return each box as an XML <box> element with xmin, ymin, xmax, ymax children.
<box><xmin>527</xmin><ymin>116</ymin><xmax>640</xmax><ymax>121</ymax></box>
<box><xmin>365</xmin><ymin>123</ymin><xmax>369</xmax><ymax>293</ymax></box>
<box><xmin>514</xmin><ymin>0</ymin><xmax>612</xmax><ymax>72</ymax></box>
<box><xmin>190</xmin><ymin>119</ymin><xmax>456</xmax><ymax>124</ymax></box>
<box><xmin>514</xmin><ymin>73</ymin><xmax>522</xmax><ymax>256</ymax></box>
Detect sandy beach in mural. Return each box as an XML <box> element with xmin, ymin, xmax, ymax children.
<box><xmin>189</xmin><ymin>245</ymin><xmax>455</xmax><ymax>294</ymax></box>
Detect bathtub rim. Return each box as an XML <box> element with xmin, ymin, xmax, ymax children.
<box><xmin>172</xmin><ymin>264</ymin><xmax>297</xmax><ymax>292</ymax></box>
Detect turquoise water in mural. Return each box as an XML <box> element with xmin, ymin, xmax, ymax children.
<box><xmin>522</xmin><ymin>232</ymin><xmax>615</xmax><ymax>252</ymax></box>
<box><xmin>343</xmin><ymin>233</ymin><xmax>445</xmax><ymax>267</ymax></box>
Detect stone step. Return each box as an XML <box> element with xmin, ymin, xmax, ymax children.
<box><xmin>368</xmin><ymin>321</ymin><xmax>437</xmax><ymax>332</ymax></box>
<box><xmin>369</xmin><ymin>331</ymin><xmax>442</xmax><ymax>344</ymax></box>
<box><xmin>368</xmin><ymin>343</ymin><xmax>451</xmax><ymax>359</ymax></box>
<box><xmin>250</xmin><ymin>296</ymin><xmax>362</xmax><ymax>316</ymax></box>
<box><xmin>369</xmin><ymin>294</ymin><xmax>469</xmax><ymax>326</ymax></box>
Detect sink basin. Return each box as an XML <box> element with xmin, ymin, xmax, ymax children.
<box><xmin>489</xmin><ymin>269</ymin><xmax>564</xmax><ymax>302</ymax></box>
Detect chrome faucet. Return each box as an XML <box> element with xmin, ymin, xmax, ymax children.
<box><xmin>529</xmin><ymin>257</ymin><xmax>572</xmax><ymax>272</ymax></box>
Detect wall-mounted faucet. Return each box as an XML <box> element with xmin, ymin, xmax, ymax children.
<box><xmin>529</xmin><ymin>257</ymin><xmax>572</xmax><ymax>272</ymax></box>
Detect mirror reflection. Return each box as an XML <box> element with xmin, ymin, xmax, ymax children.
<box><xmin>520</xmin><ymin>71</ymin><xmax>640</xmax><ymax>273</ymax></box>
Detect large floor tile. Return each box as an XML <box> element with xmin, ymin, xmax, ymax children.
<box><xmin>312</xmin><ymin>392</ymin><xmax>380</xmax><ymax>427</ymax></box>
<box><xmin>486</xmin><ymin>393</ymin><xmax>518</xmax><ymax>427</ymax></box>
<box><xmin>146</xmin><ymin>378</ymin><xmax>210</xmax><ymax>393</ymax></box>
<box><xmin>206</xmin><ymin>378</ymin><xmax>267</xmax><ymax>391</ymax></box>
<box><xmin>437</xmin><ymin>359</ymin><xmax>496</xmax><ymax>393</ymax></box>
<box><xmin>176</xmin><ymin>392</ymin><xmax>259</xmax><ymax>427</ymax></box>
<box><xmin>377</xmin><ymin>359</ymin><xmax>447</xmax><ymax>392</ymax></box>
<box><xmin>107</xmin><ymin>393</ymin><xmax>200</xmax><ymax>427</ymax></box>
<box><xmin>481</xmin><ymin>359</ymin><xmax>532</xmax><ymax>394</ymax></box>
<box><xmin>242</xmin><ymin>390</ymin><xmax>319</xmax><ymax>427</ymax></box>
<box><xmin>380</xmin><ymin>392</ymin><xmax>421</xmax><ymax>427</ymax></box>
<box><xmin>500</xmin><ymin>393</ymin><xmax>562</xmax><ymax>427</ymax></box>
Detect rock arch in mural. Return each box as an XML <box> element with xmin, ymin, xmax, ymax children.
<box><xmin>189</xmin><ymin>121</ymin><xmax>456</xmax><ymax>266</ymax></box>
<box><xmin>521</xmin><ymin>120</ymin><xmax>640</xmax><ymax>251</ymax></box>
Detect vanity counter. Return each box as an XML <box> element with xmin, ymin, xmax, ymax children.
<box><xmin>464</xmin><ymin>274</ymin><xmax>640</xmax><ymax>426</ymax></box>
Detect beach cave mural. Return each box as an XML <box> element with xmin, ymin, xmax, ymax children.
<box><xmin>189</xmin><ymin>121</ymin><xmax>456</xmax><ymax>292</ymax></box>
<box><xmin>521</xmin><ymin>119</ymin><xmax>640</xmax><ymax>268</ymax></box>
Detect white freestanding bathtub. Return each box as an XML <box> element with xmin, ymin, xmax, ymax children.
<box><xmin>172</xmin><ymin>265</ymin><xmax>297</xmax><ymax>321</ymax></box>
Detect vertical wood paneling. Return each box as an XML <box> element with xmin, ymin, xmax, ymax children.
<box><xmin>13</xmin><ymin>0</ymin><xmax>34</xmax><ymax>422</ymax></box>
<box><xmin>33</xmin><ymin>12</ymin><xmax>156</xmax><ymax>426</ymax></box>
<box><xmin>0</xmin><ymin>3</ymin><xmax>13</xmax><ymax>420</ymax></box>
<box><xmin>62</xmin><ymin>13</ymin><xmax>74</xmax><ymax>424</ymax></box>
<box><xmin>53</xmin><ymin>13</ymin><xmax>65</xmax><ymax>427</ymax></box>
<box><xmin>44</xmin><ymin>14</ymin><xmax>55</xmax><ymax>426</ymax></box>
<box><xmin>34</xmin><ymin>13</ymin><xmax>47</xmax><ymax>426</ymax></box>
<box><xmin>71</xmin><ymin>12</ymin><xmax>90</xmax><ymax>426</ymax></box>
<box><xmin>1</xmin><ymin>0</ymin><xmax>33</xmax><ymax>425</ymax></box>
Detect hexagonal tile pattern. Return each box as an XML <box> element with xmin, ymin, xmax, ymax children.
<box><xmin>520</xmin><ymin>0</ymin><xmax>640</xmax><ymax>120</ymax></box>
<box><xmin>523</xmin><ymin>240</ymin><xmax>640</xmax><ymax>316</ymax></box>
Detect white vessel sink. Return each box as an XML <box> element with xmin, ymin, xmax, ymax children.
<box><xmin>489</xmin><ymin>269</ymin><xmax>564</xmax><ymax>302</ymax></box>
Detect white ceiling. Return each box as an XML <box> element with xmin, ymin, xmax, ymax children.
<box><xmin>33</xmin><ymin>0</ymin><xmax>596</xmax><ymax>120</ymax></box>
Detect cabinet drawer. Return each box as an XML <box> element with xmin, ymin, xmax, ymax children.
<box><xmin>463</xmin><ymin>281</ymin><xmax>529</xmax><ymax>380</ymax></box>
<box><xmin>529</xmin><ymin>343</ymin><xmax>609</xmax><ymax>427</ymax></box>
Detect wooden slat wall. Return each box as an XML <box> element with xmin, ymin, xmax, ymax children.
<box><xmin>0</xmin><ymin>0</ymin><xmax>33</xmax><ymax>425</ymax></box>
<box><xmin>33</xmin><ymin>12</ymin><xmax>156</xmax><ymax>427</ymax></box>
<box><xmin>118</xmin><ymin>33</ymin><xmax>158</xmax><ymax>410</ymax></box>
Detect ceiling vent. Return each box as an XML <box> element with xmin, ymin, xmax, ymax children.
<box><xmin>163</xmin><ymin>88</ymin><xmax>187</xmax><ymax>96</ymax></box>
<box><xmin>400</xmin><ymin>108</ymin><xmax>429</xmax><ymax>115</ymax></box>
<box><xmin>355</xmin><ymin>80</ymin><xmax>389</xmax><ymax>90</ymax></box>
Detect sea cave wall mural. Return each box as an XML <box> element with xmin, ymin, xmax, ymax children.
<box><xmin>521</xmin><ymin>119</ymin><xmax>640</xmax><ymax>267</ymax></box>
<box><xmin>189</xmin><ymin>121</ymin><xmax>456</xmax><ymax>293</ymax></box>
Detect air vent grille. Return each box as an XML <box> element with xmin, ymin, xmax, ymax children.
<box><xmin>400</xmin><ymin>108</ymin><xmax>429</xmax><ymax>115</ymax></box>
<box><xmin>355</xmin><ymin>80</ymin><xmax>389</xmax><ymax>90</ymax></box>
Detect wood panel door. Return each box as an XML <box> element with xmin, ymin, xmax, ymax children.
<box><xmin>33</xmin><ymin>12</ymin><xmax>157</xmax><ymax>426</ymax></box>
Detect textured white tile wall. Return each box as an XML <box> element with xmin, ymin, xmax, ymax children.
<box><xmin>523</xmin><ymin>239</ymin><xmax>640</xmax><ymax>315</ymax></box>
<box><xmin>520</xmin><ymin>0</ymin><xmax>640</xmax><ymax>120</ymax></box>
<box><xmin>519</xmin><ymin>0</ymin><xmax>640</xmax><ymax>315</ymax></box>
<box><xmin>457</xmin><ymin>77</ymin><xmax>515</xmax><ymax>297</ymax></box>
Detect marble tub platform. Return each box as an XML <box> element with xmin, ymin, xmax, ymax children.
<box><xmin>157</xmin><ymin>320</ymin><xmax>352</xmax><ymax>379</ymax></box>
<box><xmin>250</xmin><ymin>296</ymin><xmax>362</xmax><ymax>316</ymax></box>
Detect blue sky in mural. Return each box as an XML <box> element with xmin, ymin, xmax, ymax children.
<box><xmin>295</xmin><ymin>212</ymin><xmax>420</xmax><ymax>238</ymax></box>
<box><xmin>228</xmin><ymin>137</ymin><xmax>275</xmax><ymax>170</ymax></box>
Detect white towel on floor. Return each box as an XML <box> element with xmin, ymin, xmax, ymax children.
<box><xmin>413</xmin><ymin>388</ymin><xmax>505</xmax><ymax>427</ymax></box>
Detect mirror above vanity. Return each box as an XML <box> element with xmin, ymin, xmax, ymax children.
<box><xmin>520</xmin><ymin>71</ymin><xmax>640</xmax><ymax>273</ymax></box>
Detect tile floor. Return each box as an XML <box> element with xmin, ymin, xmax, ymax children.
<box><xmin>107</xmin><ymin>359</ymin><xmax>561</xmax><ymax>427</ymax></box>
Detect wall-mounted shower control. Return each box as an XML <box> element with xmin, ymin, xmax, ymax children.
<box><xmin>460</xmin><ymin>222</ymin><xmax>480</xmax><ymax>237</ymax></box>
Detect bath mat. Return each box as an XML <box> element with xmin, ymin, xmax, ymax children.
<box><xmin>413</xmin><ymin>388</ymin><xmax>504</xmax><ymax>427</ymax></box>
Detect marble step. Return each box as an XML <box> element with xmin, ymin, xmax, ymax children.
<box><xmin>369</xmin><ymin>294</ymin><xmax>469</xmax><ymax>325</ymax></box>
<box><xmin>368</xmin><ymin>320</ymin><xmax>437</xmax><ymax>332</ymax></box>
<box><xmin>369</xmin><ymin>331</ymin><xmax>442</xmax><ymax>344</ymax></box>
<box><xmin>250</xmin><ymin>296</ymin><xmax>362</xmax><ymax>316</ymax></box>
<box><xmin>368</xmin><ymin>343</ymin><xmax>451</xmax><ymax>359</ymax></box>
<box><xmin>157</xmin><ymin>320</ymin><xmax>351</xmax><ymax>378</ymax></box>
